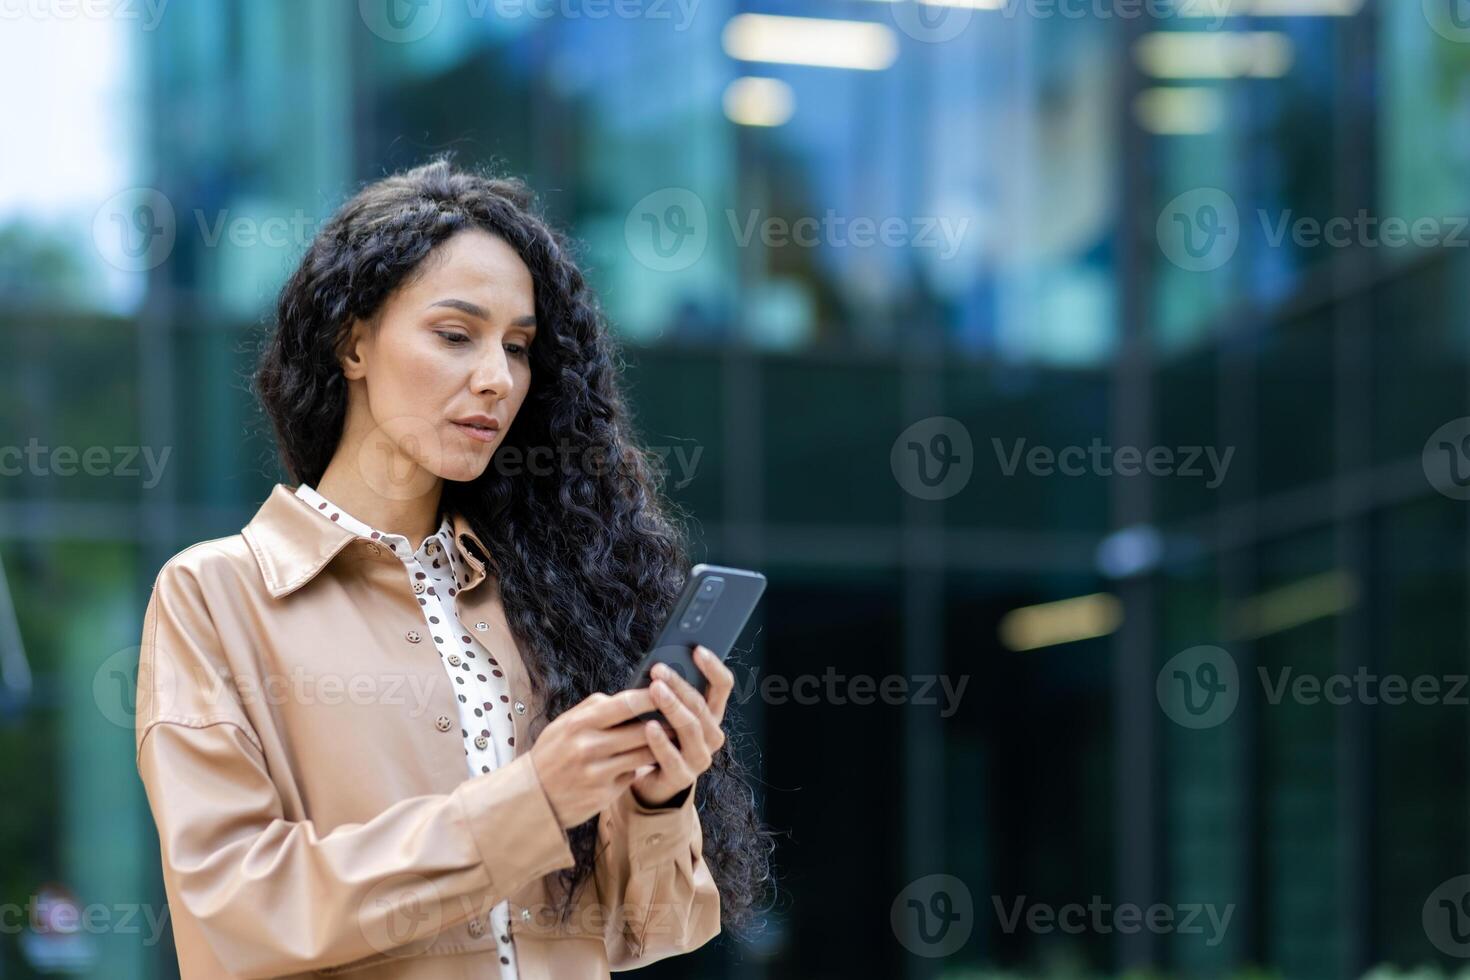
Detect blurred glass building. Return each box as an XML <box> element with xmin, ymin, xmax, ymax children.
<box><xmin>1</xmin><ymin>1</ymin><xmax>1468</xmax><ymax>978</ymax></box>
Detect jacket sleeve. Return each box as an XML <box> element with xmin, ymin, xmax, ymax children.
<box><xmin>591</xmin><ymin>783</ymin><xmax>722</xmax><ymax>970</ymax></box>
<box><xmin>135</xmin><ymin>560</ymin><xmax>578</xmax><ymax>979</ymax></box>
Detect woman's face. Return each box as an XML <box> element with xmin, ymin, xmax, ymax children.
<box><xmin>338</xmin><ymin>227</ymin><xmax>537</xmax><ymax>497</ymax></box>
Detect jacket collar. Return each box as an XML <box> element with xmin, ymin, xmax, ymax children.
<box><xmin>242</xmin><ymin>483</ymin><xmax>499</xmax><ymax>599</ymax></box>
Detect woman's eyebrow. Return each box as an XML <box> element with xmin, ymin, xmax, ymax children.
<box><xmin>426</xmin><ymin>298</ymin><xmax>537</xmax><ymax>329</ymax></box>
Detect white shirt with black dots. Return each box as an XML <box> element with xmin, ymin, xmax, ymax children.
<box><xmin>294</xmin><ymin>483</ymin><xmax>523</xmax><ymax>975</ymax></box>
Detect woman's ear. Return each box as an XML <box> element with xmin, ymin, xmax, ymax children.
<box><xmin>337</xmin><ymin>318</ymin><xmax>370</xmax><ymax>381</ymax></box>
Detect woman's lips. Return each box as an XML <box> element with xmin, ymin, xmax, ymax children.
<box><xmin>452</xmin><ymin>421</ymin><xmax>499</xmax><ymax>443</ymax></box>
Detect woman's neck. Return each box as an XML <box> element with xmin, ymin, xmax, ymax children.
<box><xmin>313</xmin><ymin>457</ymin><xmax>444</xmax><ymax>547</ymax></box>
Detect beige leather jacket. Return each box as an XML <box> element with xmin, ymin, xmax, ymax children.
<box><xmin>134</xmin><ymin>483</ymin><xmax>721</xmax><ymax>979</ymax></box>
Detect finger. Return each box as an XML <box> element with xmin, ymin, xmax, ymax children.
<box><xmin>583</xmin><ymin>720</ymin><xmax>655</xmax><ymax>756</ymax></box>
<box><xmin>692</xmin><ymin>645</ymin><xmax>734</xmax><ymax>723</ymax></box>
<box><xmin>651</xmin><ymin>667</ymin><xmax>721</xmax><ymax>750</ymax></box>
<box><xmin>599</xmin><ymin>745</ymin><xmax>657</xmax><ymax>775</ymax></box>
<box><xmin>644</xmin><ymin>720</ymin><xmax>694</xmax><ymax>784</ymax></box>
<box><xmin>650</xmin><ymin>679</ymin><xmax>708</xmax><ymax>765</ymax></box>
<box><xmin>576</xmin><ymin>688</ymin><xmax>658</xmax><ymax>729</ymax></box>
<box><xmin>651</xmin><ymin>663</ymin><xmax>707</xmax><ymax>718</ymax></box>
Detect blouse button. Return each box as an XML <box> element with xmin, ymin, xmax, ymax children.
<box><xmin>474</xmin><ymin>735</ymin><xmax>489</xmax><ymax>750</ymax></box>
<box><xmin>474</xmin><ymin>621</ymin><xmax>489</xmax><ymax>631</ymax></box>
<box><xmin>448</xmin><ymin>654</ymin><xmax>462</xmax><ymax>666</ymax></box>
<box><xmin>412</xmin><ymin>581</ymin><xmax>426</xmax><ymax>595</ymax></box>
<box><xmin>435</xmin><ymin>715</ymin><xmax>452</xmax><ymax>732</ymax></box>
<box><xmin>406</xmin><ymin>630</ymin><xmax>422</xmax><ymax>644</ymax></box>
<box><xmin>514</xmin><ymin>700</ymin><xmax>526</xmax><ymax>715</ymax></box>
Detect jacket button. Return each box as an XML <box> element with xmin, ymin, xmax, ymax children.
<box><xmin>475</xmin><ymin>621</ymin><xmax>489</xmax><ymax>631</ymax></box>
<box><xmin>448</xmin><ymin>654</ymin><xmax>462</xmax><ymax>666</ymax></box>
<box><xmin>435</xmin><ymin>715</ymin><xmax>452</xmax><ymax>732</ymax></box>
<box><xmin>520</xmin><ymin>909</ymin><xmax>531</xmax><ymax>922</ymax></box>
<box><xmin>514</xmin><ymin>700</ymin><xmax>526</xmax><ymax>715</ymax></box>
<box><xmin>467</xmin><ymin>916</ymin><xmax>484</xmax><ymax>937</ymax></box>
<box><xmin>406</xmin><ymin>630</ymin><xmax>422</xmax><ymax>644</ymax></box>
<box><xmin>474</xmin><ymin>735</ymin><xmax>489</xmax><ymax>750</ymax></box>
<box><xmin>412</xmin><ymin>581</ymin><xmax>426</xmax><ymax>595</ymax></box>
<box><xmin>646</xmin><ymin>833</ymin><xmax>663</xmax><ymax>846</ymax></box>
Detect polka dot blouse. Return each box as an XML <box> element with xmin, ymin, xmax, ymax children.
<box><xmin>295</xmin><ymin>483</ymin><xmax>522</xmax><ymax>975</ymax></box>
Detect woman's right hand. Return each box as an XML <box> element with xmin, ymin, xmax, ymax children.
<box><xmin>528</xmin><ymin>689</ymin><xmax>659</xmax><ymax>828</ymax></box>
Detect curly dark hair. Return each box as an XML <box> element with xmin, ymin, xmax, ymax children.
<box><xmin>252</xmin><ymin>153</ymin><xmax>773</xmax><ymax>940</ymax></box>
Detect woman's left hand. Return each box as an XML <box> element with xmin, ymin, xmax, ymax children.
<box><xmin>629</xmin><ymin>645</ymin><xmax>733</xmax><ymax>807</ymax></box>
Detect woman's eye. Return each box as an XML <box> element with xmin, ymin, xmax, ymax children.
<box><xmin>506</xmin><ymin>344</ymin><xmax>528</xmax><ymax>357</ymax></box>
<box><xmin>435</xmin><ymin>331</ymin><xmax>470</xmax><ymax>345</ymax></box>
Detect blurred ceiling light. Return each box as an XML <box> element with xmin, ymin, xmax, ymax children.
<box><xmin>1228</xmin><ymin>569</ymin><xmax>1358</xmax><ymax>640</ymax></box>
<box><xmin>1133</xmin><ymin>86</ymin><xmax>1225</xmax><ymax>135</ymax></box>
<box><xmin>723</xmin><ymin>77</ymin><xmax>796</xmax><ymax>126</ymax></box>
<box><xmin>722</xmin><ymin>14</ymin><xmax>899</xmax><ymax>70</ymax></box>
<box><xmin>998</xmin><ymin>593</ymin><xmax>1124</xmax><ymax>653</ymax></box>
<box><xmin>1174</xmin><ymin>0</ymin><xmax>1363</xmax><ymax>16</ymax></box>
<box><xmin>1133</xmin><ymin>31</ymin><xmax>1293</xmax><ymax>79</ymax></box>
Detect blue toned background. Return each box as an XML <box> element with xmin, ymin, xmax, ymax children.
<box><xmin>2</xmin><ymin>1</ymin><xmax>1469</xmax><ymax>977</ymax></box>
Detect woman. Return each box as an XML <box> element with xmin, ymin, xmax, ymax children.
<box><xmin>135</xmin><ymin>156</ymin><xmax>773</xmax><ymax>979</ymax></box>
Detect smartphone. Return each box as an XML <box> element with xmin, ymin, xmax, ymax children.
<box><xmin>627</xmin><ymin>563</ymin><xmax>766</xmax><ymax>722</ymax></box>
